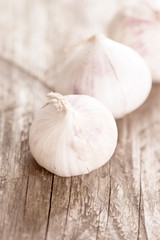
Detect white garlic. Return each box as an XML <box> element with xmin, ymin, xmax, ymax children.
<box><xmin>108</xmin><ymin>1</ymin><xmax>160</xmax><ymax>82</ymax></box>
<box><xmin>54</xmin><ymin>34</ymin><xmax>152</xmax><ymax>119</ymax></box>
<box><xmin>29</xmin><ymin>92</ymin><xmax>118</xmax><ymax>177</ymax></box>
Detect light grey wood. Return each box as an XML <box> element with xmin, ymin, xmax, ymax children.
<box><xmin>0</xmin><ymin>57</ymin><xmax>53</xmax><ymax>240</ymax></box>
<box><xmin>47</xmin><ymin>85</ymin><xmax>160</xmax><ymax>240</ymax></box>
<box><xmin>0</xmin><ymin>1</ymin><xmax>160</xmax><ymax>240</ymax></box>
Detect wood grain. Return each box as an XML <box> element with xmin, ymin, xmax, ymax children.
<box><xmin>0</xmin><ymin>1</ymin><xmax>160</xmax><ymax>240</ymax></box>
<box><xmin>46</xmin><ymin>85</ymin><xmax>160</xmax><ymax>240</ymax></box>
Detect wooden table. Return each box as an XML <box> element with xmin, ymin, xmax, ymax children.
<box><xmin>0</xmin><ymin>1</ymin><xmax>160</xmax><ymax>239</ymax></box>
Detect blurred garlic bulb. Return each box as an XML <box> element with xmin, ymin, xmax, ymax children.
<box><xmin>29</xmin><ymin>92</ymin><xmax>117</xmax><ymax>177</ymax></box>
<box><xmin>54</xmin><ymin>34</ymin><xmax>152</xmax><ymax>118</ymax></box>
<box><xmin>131</xmin><ymin>0</ymin><xmax>160</xmax><ymax>11</ymax></box>
<box><xmin>108</xmin><ymin>1</ymin><xmax>160</xmax><ymax>82</ymax></box>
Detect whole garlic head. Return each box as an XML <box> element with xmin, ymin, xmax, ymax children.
<box><xmin>29</xmin><ymin>92</ymin><xmax>117</xmax><ymax>177</ymax></box>
<box><xmin>108</xmin><ymin>1</ymin><xmax>160</xmax><ymax>82</ymax></box>
<box><xmin>54</xmin><ymin>34</ymin><xmax>152</xmax><ymax>118</ymax></box>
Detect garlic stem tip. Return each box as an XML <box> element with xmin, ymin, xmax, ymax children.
<box><xmin>45</xmin><ymin>92</ymin><xmax>69</xmax><ymax>112</ymax></box>
<box><xmin>46</xmin><ymin>91</ymin><xmax>55</xmax><ymax>98</ymax></box>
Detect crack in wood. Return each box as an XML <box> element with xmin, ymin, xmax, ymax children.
<box><xmin>137</xmin><ymin>141</ymin><xmax>143</xmax><ymax>240</ymax></box>
<box><xmin>96</xmin><ymin>208</ymin><xmax>102</xmax><ymax>240</ymax></box>
<box><xmin>105</xmin><ymin>162</ymin><xmax>111</xmax><ymax>232</ymax></box>
<box><xmin>137</xmin><ymin>142</ymin><xmax>149</xmax><ymax>240</ymax></box>
<box><xmin>141</xmin><ymin>195</ymin><xmax>149</xmax><ymax>240</ymax></box>
<box><xmin>137</xmin><ymin>176</ymin><xmax>142</xmax><ymax>240</ymax></box>
<box><xmin>62</xmin><ymin>177</ymin><xmax>72</xmax><ymax>240</ymax></box>
<box><xmin>137</xmin><ymin>168</ymin><xmax>149</xmax><ymax>239</ymax></box>
<box><xmin>23</xmin><ymin>174</ymin><xmax>30</xmax><ymax>218</ymax></box>
<box><xmin>45</xmin><ymin>174</ymin><xmax>54</xmax><ymax>240</ymax></box>
<box><xmin>137</xmin><ymin>180</ymin><xmax>149</xmax><ymax>240</ymax></box>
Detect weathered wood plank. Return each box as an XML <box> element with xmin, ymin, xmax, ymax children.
<box><xmin>0</xmin><ymin>1</ymin><xmax>160</xmax><ymax>240</ymax></box>
<box><xmin>46</xmin><ymin>85</ymin><xmax>160</xmax><ymax>240</ymax></box>
<box><xmin>0</xmin><ymin>58</ymin><xmax>53</xmax><ymax>240</ymax></box>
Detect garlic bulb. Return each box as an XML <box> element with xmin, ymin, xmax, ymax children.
<box><xmin>108</xmin><ymin>1</ymin><xmax>160</xmax><ymax>82</ymax></box>
<box><xmin>29</xmin><ymin>92</ymin><xmax>118</xmax><ymax>177</ymax></box>
<box><xmin>54</xmin><ymin>34</ymin><xmax>152</xmax><ymax>118</ymax></box>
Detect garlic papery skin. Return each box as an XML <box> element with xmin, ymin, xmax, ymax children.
<box><xmin>108</xmin><ymin>2</ymin><xmax>160</xmax><ymax>82</ymax></box>
<box><xmin>29</xmin><ymin>92</ymin><xmax>118</xmax><ymax>177</ymax></box>
<box><xmin>54</xmin><ymin>34</ymin><xmax>152</xmax><ymax>119</ymax></box>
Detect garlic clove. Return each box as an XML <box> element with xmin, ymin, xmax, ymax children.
<box><xmin>29</xmin><ymin>92</ymin><xmax>118</xmax><ymax>177</ymax></box>
<box><xmin>54</xmin><ymin>34</ymin><xmax>152</xmax><ymax>118</ymax></box>
<box><xmin>108</xmin><ymin>2</ymin><xmax>160</xmax><ymax>82</ymax></box>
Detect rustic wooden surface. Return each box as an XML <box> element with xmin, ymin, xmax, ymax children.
<box><xmin>0</xmin><ymin>1</ymin><xmax>160</xmax><ymax>240</ymax></box>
